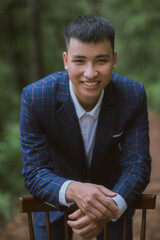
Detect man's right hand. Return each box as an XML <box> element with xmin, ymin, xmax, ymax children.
<box><xmin>67</xmin><ymin>208</ymin><xmax>106</xmax><ymax>240</ymax></box>
<box><xmin>66</xmin><ymin>182</ymin><xmax>120</xmax><ymax>221</ymax></box>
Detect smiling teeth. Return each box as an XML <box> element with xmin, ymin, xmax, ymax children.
<box><xmin>83</xmin><ymin>82</ymin><xmax>98</xmax><ymax>86</ymax></box>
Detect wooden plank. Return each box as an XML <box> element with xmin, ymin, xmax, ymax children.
<box><xmin>19</xmin><ymin>197</ymin><xmax>57</xmax><ymax>213</ymax></box>
<box><xmin>131</xmin><ymin>194</ymin><xmax>156</xmax><ymax>209</ymax></box>
<box><xmin>19</xmin><ymin>194</ymin><xmax>156</xmax><ymax>213</ymax></box>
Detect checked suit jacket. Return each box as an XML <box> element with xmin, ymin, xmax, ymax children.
<box><xmin>20</xmin><ymin>71</ymin><xmax>151</xmax><ymax>227</ymax></box>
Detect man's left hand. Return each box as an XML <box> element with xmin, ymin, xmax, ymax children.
<box><xmin>67</xmin><ymin>209</ymin><xmax>107</xmax><ymax>239</ymax></box>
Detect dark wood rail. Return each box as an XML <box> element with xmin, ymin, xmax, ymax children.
<box><xmin>19</xmin><ymin>193</ymin><xmax>156</xmax><ymax>240</ymax></box>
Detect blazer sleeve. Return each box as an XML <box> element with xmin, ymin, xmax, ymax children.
<box><xmin>20</xmin><ymin>87</ymin><xmax>68</xmax><ymax>210</ymax></box>
<box><xmin>112</xmin><ymin>84</ymin><xmax>151</xmax><ymax>206</ymax></box>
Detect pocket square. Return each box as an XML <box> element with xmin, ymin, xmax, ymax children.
<box><xmin>113</xmin><ymin>131</ymin><xmax>123</xmax><ymax>138</ymax></box>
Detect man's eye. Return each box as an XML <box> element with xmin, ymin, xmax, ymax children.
<box><xmin>74</xmin><ymin>59</ymin><xmax>84</xmax><ymax>64</ymax></box>
<box><xmin>98</xmin><ymin>59</ymin><xmax>107</xmax><ymax>63</ymax></box>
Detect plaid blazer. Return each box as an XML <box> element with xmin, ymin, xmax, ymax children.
<box><xmin>20</xmin><ymin>71</ymin><xmax>151</xmax><ymax>226</ymax></box>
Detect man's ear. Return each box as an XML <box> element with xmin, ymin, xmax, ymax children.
<box><xmin>62</xmin><ymin>52</ymin><xmax>68</xmax><ymax>70</ymax></box>
<box><xmin>113</xmin><ymin>51</ymin><xmax>117</xmax><ymax>70</ymax></box>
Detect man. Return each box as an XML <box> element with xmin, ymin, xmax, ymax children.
<box><xmin>20</xmin><ymin>15</ymin><xmax>151</xmax><ymax>240</ymax></box>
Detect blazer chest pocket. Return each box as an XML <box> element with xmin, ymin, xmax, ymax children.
<box><xmin>111</xmin><ymin>131</ymin><xmax>123</xmax><ymax>148</ymax></box>
<box><xmin>112</xmin><ymin>131</ymin><xmax>123</xmax><ymax>138</ymax></box>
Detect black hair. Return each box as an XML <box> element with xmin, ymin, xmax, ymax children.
<box><xmin>64</xmin><ymin>15</ymin><xmax>115</xmax><ymax>52</ymax></box>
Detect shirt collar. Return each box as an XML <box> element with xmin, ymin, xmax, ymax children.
<box><xmin>69</xmin><ymin>80</ymin><xmax>104</xmax><ymax>120</ymax></box>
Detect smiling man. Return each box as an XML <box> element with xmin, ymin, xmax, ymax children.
<box><xmin>20</xmin><ymin>15</ymin><xmax>151</xmax><ymax>240</ymax></box>
<box><xmin>63</xmin><ymin>38</ymin><xmax>117</xmax><ymax>112</ymax></box>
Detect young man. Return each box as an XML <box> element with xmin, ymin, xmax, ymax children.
<box><xmin>20</xmin><ymin>15</ymin><xmax>151</xmax><ymax>240</ymax></box>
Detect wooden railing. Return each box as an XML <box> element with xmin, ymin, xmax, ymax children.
<box><xmin>19</xmin><ymin>193</ymin><xmax>156</xmax><ymax>240</ymax></box>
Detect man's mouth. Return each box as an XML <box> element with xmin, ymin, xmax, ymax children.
<box><xmin>81</xmin><ymin>81</ymin><xmax>100</xmax><ymax>87</ymax></box>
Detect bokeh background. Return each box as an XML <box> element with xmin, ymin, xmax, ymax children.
<box><xmin>0</xmin><ymin>0</ymin><xmax>160</xmax><ymax>239</ymax></box>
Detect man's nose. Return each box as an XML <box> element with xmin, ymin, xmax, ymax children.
<box><xmin>83</xmin><ymin>64</ymin><xmax>98</xmax><ymax>79</ymax></box>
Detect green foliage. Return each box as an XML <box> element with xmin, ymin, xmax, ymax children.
<box><xmin>0</xmin><ymin>124</ymin><xmax>24</xmax><ymax>194</ymax></box>
<box><xmin>0</xmin><ymin>124</ymin><xmax>25</xmax><ymax>221</ymax></box>
<box><xmin>146</xmin><ymin>83</ymin><xmax>160</xmax><ymax>111</ymax></box>
<box><xmin>0</xmin><ymin>59</ymin><xmax>20</xmax><ymax>129</ymax></box>
<box><xmin>0</xmin><ymin>192</ymin><xmax>11</xmax><ymax>220</ymax></box>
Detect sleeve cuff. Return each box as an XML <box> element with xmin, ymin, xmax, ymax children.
<box><xmin>59</xmin><ymin>180</ymin><xmax>74</xmax><ymax>207</ymax></box>
<box><xmin>108</xmin><ymin>194</ymin><xmax>127</xmax><ymax>222</ymax></box>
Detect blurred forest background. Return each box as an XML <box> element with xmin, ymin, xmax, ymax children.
<box><xmin>0</xmin><ymin>0</ymin><xmax>160</xmax><ymax>222</ymax></box>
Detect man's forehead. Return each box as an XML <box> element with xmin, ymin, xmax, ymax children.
<box><xmin>67</xmin><ymin>38</ymin><xmax>113</xmax><ymax>58</ymax></box>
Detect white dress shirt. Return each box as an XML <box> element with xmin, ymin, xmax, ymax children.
<box><xmin>59</xmin><ymin>80</ymin><xmax>127</xmax><ymax>219</ymax></box>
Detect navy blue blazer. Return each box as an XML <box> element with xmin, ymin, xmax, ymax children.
<box><xmin>20</xmin><ymin>71</ymin><xmax>151</xmax><ymax>226</ymax></box>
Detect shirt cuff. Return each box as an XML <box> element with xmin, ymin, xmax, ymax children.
<box><xmin>59</xmin><ymin>180</ymin><xmax>74</xmax><ymax>207</ymax></box>
<box><xmin>108</xmin><ymin>194</ymin><xmax>127</xmax><ymax>222</ymax></box>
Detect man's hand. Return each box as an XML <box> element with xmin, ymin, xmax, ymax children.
<box><xmin>66</xmin><ymin>182</ymin><xmax>120</xmax><ymax>220</ymax></box>
<box><xmin>67</xmin><ymin>209</ymin><xmax>106</xmax><ymax>240</ymax></box>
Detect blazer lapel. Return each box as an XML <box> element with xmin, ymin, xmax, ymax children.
<box><xmin>56</xmin><ymin>74</ymin><xmax>87</xmax><ymax>169</ymax></box>
<box><xmin>90</xmin><ymin>82</ymin><xmax>118</xmax><ymax>170</ymax></box>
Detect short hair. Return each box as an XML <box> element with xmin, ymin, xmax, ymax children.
<box><xmin>64</xmin><ymin>15</ymin><xmax>115</xmax><ymax>53</ymax></box>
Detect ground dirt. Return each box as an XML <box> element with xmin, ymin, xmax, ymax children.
<box><xmin>0</xmin><ymin>110</ymin><xmax>159</xmax><ymax>240</ymax></box>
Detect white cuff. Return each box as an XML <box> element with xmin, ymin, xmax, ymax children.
<box><xmin>59</xmin><ymin>180</ymin><xmax>74</xmax><ymax>206</ymax></box>
<box><xmin>108</xmin><ymin>194</ymin><xmax>127</xmax><ymax>222</ymax></box>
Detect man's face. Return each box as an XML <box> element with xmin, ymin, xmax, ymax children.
<box><xmin>63</xmin><ymin>38</ymin><xmax>117</xmax><ymax>111</ymax></box>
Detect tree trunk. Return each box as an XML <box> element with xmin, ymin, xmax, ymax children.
<box><xmin>28</xmin><ymin>0</ymin><xmax>43</xmax><ymax>83</ymax></box>
<box><xmin>5</xmin><ymin>2</ymin><xmax>29</xmax><ymax>91</ymax></box>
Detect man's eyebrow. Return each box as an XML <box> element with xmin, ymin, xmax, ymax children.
<box><xmin>72</xmin><ymin>55</ymin><xmax>86</xmax><ymax>59</ymax></box>
<box><xmin>72</xmin><ymin>54</ymin><xmax>110</xmax><ymax>59</ymax></box>
<box><xmin>96</xmin><ymin>54</ymin><xmax>110</xmax><ymax>58</ymax></box>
